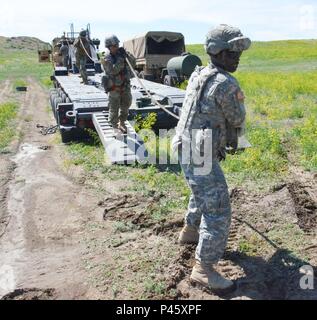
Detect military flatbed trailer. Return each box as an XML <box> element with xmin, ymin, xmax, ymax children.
<box><xmin>49</xmin><ymin>68</ymin><xmax>185</xmax><ymax>164</ymax></box>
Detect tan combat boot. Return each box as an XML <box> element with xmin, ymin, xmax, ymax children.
<box><xmin>190</xmin><ymin>261</ymin><xmax>235</xmax><ymax>293</ymax></box>
<box><xmin>178</xmin><ymin>225</ymin><xmax>199</xmax><ymax>245</ymax></box>
<box><xmin>111</xmin><ymin>124</ymin><xmax>121</xmax><ymax>137</ymax></box>
<box><xmin>118</xmin><ymin>121</ymin><xmax>128</xmax><ymax>134</ymax></box>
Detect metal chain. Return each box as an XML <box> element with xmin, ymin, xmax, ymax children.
<box><xmin>36</xmin><ymin>124</ymin><xmax>58</xmax><ymax>135</ymax></box>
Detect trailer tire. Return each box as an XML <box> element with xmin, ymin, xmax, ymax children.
<box><xmin>54</xmin><ymin>97</ymin><xmax>63</xmax><ymax>120</ymax></box>
<box><xmin>50</xmin><ymin>93</ymin><xmax>59</xmax><ymax>114</ymax></box>
<box><xmin>50</xmin><ymin>93</ymin><xmax>57</xmax><ymax>108</ymax></box>
<box><xmin>57</xmin><ymin>88</ymin><xmax>63</xmax><ymax>97</ymax></box>
<box><xmin>61</xmin><ymin>93</ymin><xmax>67</xmax><ymax>103</ymax></box>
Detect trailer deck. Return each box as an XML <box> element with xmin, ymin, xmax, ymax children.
<box><xmin>50</xmin><ymin>72</ymin><xmax>183</xmax><ymax>164</ymax></box>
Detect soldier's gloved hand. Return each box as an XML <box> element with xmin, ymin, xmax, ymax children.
<box><xmin>118</xmin><ymin>47</ymin><xmax>127</xmax><ymax>58</ymax></box>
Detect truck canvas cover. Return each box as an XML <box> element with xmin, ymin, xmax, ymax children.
<box><xmin>123</xmin><ymin>31</ymin><xmax>185</xmax><ymax>59</ymax></box>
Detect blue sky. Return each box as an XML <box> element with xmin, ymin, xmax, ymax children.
<box><xmin>0</xmin><ymin>0</ymin><xmax>316</xmax><ymax>46</ymax></box>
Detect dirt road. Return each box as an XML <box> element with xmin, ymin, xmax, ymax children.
<box><xmin>0</xmin><ymin>79</ymin><xmax>101</xmax><ymax>299</ymax></box>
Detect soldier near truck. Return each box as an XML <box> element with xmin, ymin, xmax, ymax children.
<box><xmin>173</xmin><ymin>24</ymin><xmax>251</xmax><ymax>293</ymax></box>
<box><xmin>73</xmin><ymin>30</ymin><xmax>91</xmax><ymax>84</ymax></box>
<box><xmin>100</xmin><ymin>35</ymin><xmax>136</xmax><ymax>134</ymax></box>
<box><xmin>59</xmin><ymin>41</ymin><xmax>69</xmax><ymax>69</ymax></box>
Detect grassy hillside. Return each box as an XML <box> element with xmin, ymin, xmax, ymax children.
<box><xmin>0</xmin><ymin>36</ymin><xmax>52</xmax><ymax>85</ymax></box>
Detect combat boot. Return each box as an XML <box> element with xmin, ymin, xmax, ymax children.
<box><xmin>111</xmin><ymin>123</ymin><xmax>121</xmax><ymax>136</ymax></box>
<box><xmin>190</xmin><ymin>261</ymin><xmax>235</xmax><ymax>293</ymax></box>
<box><xmin>118</xmin><ymin>121</ymin><xmax>128</xmax><ymax>134</ymax></box>
<box><xmin>178</xmin><ymin>225</ymin><xmax>199</xmax><ymax>244</ymax></box>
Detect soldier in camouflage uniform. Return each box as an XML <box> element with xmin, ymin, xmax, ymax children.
<box><xmin>100</xmin><ymin>35</ymin><xmax>135</xmax><ymax>133</ymax></box>
<box><xmin>59</xmin><ymin>41</ymin><xmax>69</xmax><ymax>69</ymax></box>
<box><xmin>172</xmin><ymin>24</ymin><xmax>251</xmax><ymax>292</ymax></box>
<box><xmin>74</xmin><ymin>30</ymin><xmax>91</xmax><ymax>84</ymax></box>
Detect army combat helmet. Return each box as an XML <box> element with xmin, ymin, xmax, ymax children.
<box><xmin>205</xmin><ymin>24</ymin><xmax>251</xmax><ymax>55</ymax></box>
<box><xmin>105</xmin><ymin>34</ymin><xmax>120</xmax><ymax>48</ymax></box>
<box><xmin>79</xmin><ymin>30</ymin><xmax>87</xmax><ymax>37</ymax></box>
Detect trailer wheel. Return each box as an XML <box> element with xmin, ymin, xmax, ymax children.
<box><xmin>50</xmin><ymin>92</ymin><xmax>59</xmax><ymax>115</ymax></box>
<box><xmin>54</xmin><ymin>97</ymin><xmax>63</xmax><ymax>120</ymax></box>
<box><xmin>50</xmin><ymin>92</ymin><xmax>58</xmax><ymax>108</ymax></box>
<box><xmin>57</xmin><ymin>88</ymin><xmax>63</xmax><ymax>97</ymax></box>
<box><xmin>61</xmin><ymin>93</ymin><xmax>67</xmax><ymax>103</ymax></box>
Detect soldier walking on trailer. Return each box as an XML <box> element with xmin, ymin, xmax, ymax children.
<box><xmin>101</xmin><ymin>35</ymin><xmax>136</xmax><ymax>134</ymax></box>
<box><xmin>59</xmin><ymin>40</ymin><xmax>69</xmax><ymax>69</ymax></box>
<box><xmin>74</xmin><ymin>30</ymin><xmax>91</xmax><ymax>85</ymax></box>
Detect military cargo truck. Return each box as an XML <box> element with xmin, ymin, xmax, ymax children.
<box><xmin>123</xmin><ymin>31</ymin><xmax>202</xmax><ymax>86</ymax></box>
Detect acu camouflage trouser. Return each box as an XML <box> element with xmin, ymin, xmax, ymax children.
<box><xmin>108</xmin><ymin>89</ymin><xmax>132</xmax><ymax>127</ymax></box>
<box><xmin>76</xmin><ymin>54</ymin><xmax>87</xmax><ymax>83</ymax></box>
<box><xmin>180</xmin><ymin>158</ymin><xmax>232</xmax><ymax>264</ymax></box>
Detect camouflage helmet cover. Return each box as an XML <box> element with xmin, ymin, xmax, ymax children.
<box><xmin>105</xmin><ymin>34</ymin><xmax>120</xmax><ymax>48</ymax></box>
<box><xmin>205</xmin><ymin>24</ymin><xmax>251</xmax><ymax>55</ymax></box>
<box><xmin>79</xmin><ymin>30</ymin><xmax>87</xmax><ymax>37</ymax></box>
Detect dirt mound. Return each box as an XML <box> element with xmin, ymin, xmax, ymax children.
<box><xmin>287</xmin><ymin>182</ymin><xmax>317</xmax><ymax>232</ymax></box>
<box><xmin>163</xmin><ymin>183</ymin><xmax>317</xmax><ymax>300</ymax></box>
<box><xmin>1</xmin><ymin>288</ymin><xmax>56</xmax><ymax>300</ymax></box>
<box><xmin>100</xmin><ymin>193</ymin><xmax>165</xmax><ymax>228</ymax></box>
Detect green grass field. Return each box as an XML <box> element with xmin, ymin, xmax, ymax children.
<box><xmin>186</xmin><ymin>41</ymin><xmax>317</xmax><ymax>178</ymax></box>
<box><xmin>0</xmin><ymin>102</ymin><xmax>18</xmax><ymax>151</ymax></box>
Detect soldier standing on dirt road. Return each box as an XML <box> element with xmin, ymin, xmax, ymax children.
<box><xmin>100</xmin><ymin>35</ymin><xmax>136</xmax><ymax>134</ymax></box>
<box><xmin>74</xmin><ymin>30</ymin><xmax>91</xmax><ymax>85</ymax></box>
<box><xmin>172</xmin><ymin>24</ymin><xmax>251</xmax><ymax>293</ymax></box>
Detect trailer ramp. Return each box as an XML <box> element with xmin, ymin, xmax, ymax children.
<box><xmin>93</xmin><ymin>112</ymin><xmax>148</xmax><ymax>164</ymax></box>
